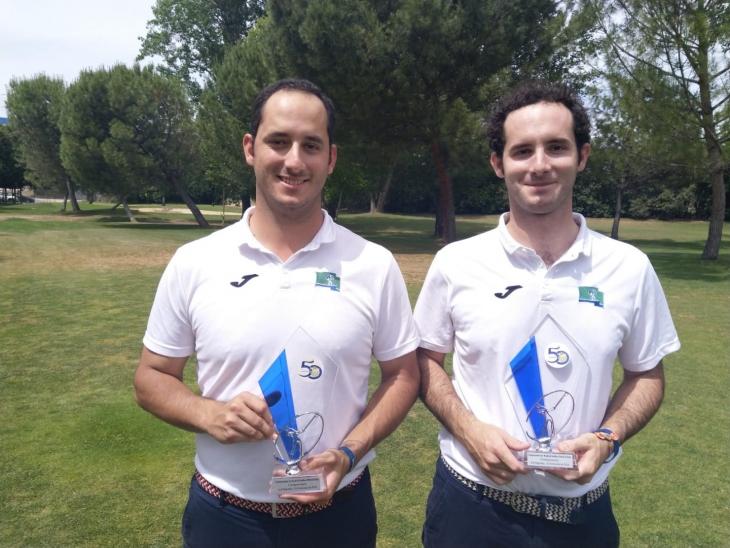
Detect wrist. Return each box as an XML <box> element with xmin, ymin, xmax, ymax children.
<box><xmin>593</xmin><ymin>428</ymin><xmax>620</xmax><ymax>462</ymax></box>
<box><xmin>338</xmin><ymin>445</ymin><xmax>357</xmax><ymax>473</ymax></box>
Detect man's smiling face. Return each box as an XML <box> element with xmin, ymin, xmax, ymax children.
<box><xmin>243</xmin><ymin>90</ymin><xmax>337</xmax><ymax>223</ymax></box>
<box><xmin>490</xmin><ymin>101</ymin><xmax>590</xmax><ymax>220</ymax></box>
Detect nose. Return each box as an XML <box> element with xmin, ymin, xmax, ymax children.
<box><xmin>284</xmin><ymin>143</ymin><xmax>306</xmax><ymax>173</ymax></box>
<box><xmin>531</xmin><ymin>148</ymin><xmax>550</xmax><ymax>174</ymax></box>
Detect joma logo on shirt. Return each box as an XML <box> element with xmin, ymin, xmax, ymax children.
<box><xmin>494</xmin><ymin>285</ymin><xmax>523</xmax><ymax>299</ymax></box>
<box><xmin>230</xmin><ymin>274</ymin><xmax>258</xmax><ymax>288</ymax></box>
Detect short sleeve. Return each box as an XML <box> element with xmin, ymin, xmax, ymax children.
<box><xmin>372</xmin><ymin>254</ymin><xmax>420</xmax><ymax>362</ymax></box>
<box><xmin>618</xmin><ymin>257</ymin><xmax>680</xmax><ymax>371</ymax></box>
<box><xmin>414</xmin><ymin>252</ymin><xmax>454</xmax><ymax>354</ymax></box>
<box><xmin>142</xmin><ymin>251</ymin><xmax>195</xmax><ymax>358</ymax></box>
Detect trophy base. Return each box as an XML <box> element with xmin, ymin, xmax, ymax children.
<box><xmin>522</xmin><ymin>450</ymin><xmax>577</xmax><ymax>470</ymax></box>
<box><xmin>270</xmin><ymin>466</ymin><xmax>325</xmax><ymax>495</ymax></box>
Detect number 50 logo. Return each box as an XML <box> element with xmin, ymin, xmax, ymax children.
<box><xmin>298</xmin><ymin>360</ymin><xmax>322</xmax><ymax>379</ymax></box>
<box><xmin>545</xmin><ymin>345</ymin><xmax>570</xmax><ymax>368</ymax></box>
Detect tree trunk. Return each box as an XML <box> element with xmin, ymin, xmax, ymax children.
<box><xmin>240</xmin><ymin>189</ymin><xmax>247</xmax><ymax>219</ymax></box>
<box><xmin>121</xmin><ymin>196</ymin><xmax>136</xmax><ymax>222</ymax></box>
<box><xmin>169</xmin><ymin>175</ymin><xmax>209</xmax><ymax>228</ymax></box>
<box><xmin>695</xmin><ymin>21</ymin><xmax>724</xmax><ymax>259</ymax></box>
<box><xmin>221</xmin><ymin>189</ymin><xmax>226</xmax><ymax>226</ymax></box>
<box><xmin>431</xmin><ymin>141</ymin><xmax>456</xmax><ymax>243</ymax></box>
<box><xmin>325</xmin><ymin>191</ymin><xmax>342</xmax><ymax>220</ymax></box>
<box><xmin>65</xmin><ymin>176</ymin><xmax>81</xmax><ymax>213</ymax></box>
<box><xmin>610</xmin><ymin>183</ymin><xmax>623</xmax><ymax>240</ymax></box>
<box><xmin>701</xmin><ymin>144</ymin><xmax>725</xmax><ymax>260</ymax></box>
<box><xmin>375</xmin><ymin>160</ymin><xmax>397</xmax><ymax>213</ymax></box>
<box><xmin>61</xmin><ymin>189</ymin><xmax>68</xmax><ymax>212</ymax></box>
<box><xmin>369</xmin><ymin>194</ymin><xmax>377</xmax><ymax>214</ymax></box>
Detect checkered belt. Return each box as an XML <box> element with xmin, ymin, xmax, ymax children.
<box><xmin>194</xmin><ymin>470</ymin><xmax>364</xmax><ymax>519</ymax></box>
<box><xmin>441</xmin><ymin>456</ymin><xmax>608</xmax><ymax>524</ymax></box>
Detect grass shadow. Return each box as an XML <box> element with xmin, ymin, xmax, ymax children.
<box><xmin>646</xmin><ymin>251</ymin><xmax>730</xmax><ymax>283</ymax></box>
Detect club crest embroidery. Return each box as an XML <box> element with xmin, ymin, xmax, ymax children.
<box><xmin>578</xmin><ymin>286</ymin><xmax>604</xmax><ymax>308</ymax></box>
<box><xmin>315</xmin><ymin>271</ymin><xmax>340</xmax><ymax>292</ymax></box>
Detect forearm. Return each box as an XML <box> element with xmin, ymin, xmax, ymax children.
<box><xmin>134</xmin><ymin>361</ymin><xmax>214</xmax><ymax>434</ymax></box>
<box><xmin>418</xmin><ymin>348</ymin><xmax>477</xmax><ymax>443</ymax></box>
<box><xmin>340</xmin><ymin>352</ymin><xmax>420</xmax><ymax>461</ymax></box>
<box><xmin>601</xmin><ymin>362</ymin><xmax>665</xmax><ymax>442</ymax></box>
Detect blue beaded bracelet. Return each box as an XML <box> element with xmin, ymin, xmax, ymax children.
<box><xmin>339</xmin><ymin>446</ymin><xmax>357</xmax><ymax>472</ymax></box>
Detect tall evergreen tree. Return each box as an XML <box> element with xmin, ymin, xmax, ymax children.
<box><xmin>6</xmin><ymin>75</ymin><xmax>81</xmax><ymax>212</ymax></box>
<box><xmin>0</xmin><ymin>125</ymin><xmax>26</xmax><ymax>197</ymax></box>
<box><xmin>61</xmin><ymin>65</ymin><xmax>209</xmax><ymax>226</ymax></box>
<box><xmin>138</xmin><ymin>0</ymin><xmax>265</xmax><ymax>99</ymax></box>
<box><xmin>269</xmin><ymin>0</ymin><xmax>568</xmax><ymax>241</ymax></box>
<box><xmin>587</xmin><ymin>0</ymin><xmax>729</xmax><ymax>258</ymax></box>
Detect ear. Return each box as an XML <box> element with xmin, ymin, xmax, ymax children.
<box><xmin>243</xmin><ymin>134</ymin><xmax>255</xmax><ymax>166</ymax></box>
<box><xmin>490</xmin><ymin>152</ymin><xmax>505</xmax><ymax>178</ymax></box>
<box><xmin>577</xmin><ymin>143</ymin><xmax>591</xmax><ymax>172</ymax></box>
<box><xmin>327</xmin><ymin>144</ymin><xmax>338</xmax><ymax>175</ymax></box>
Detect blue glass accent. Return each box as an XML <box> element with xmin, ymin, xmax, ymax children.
<box><xmin>509</xmin><ymin>337</ymin><xmax>547</xmax><ymax>439</ymax></box>
<box><xmin>259</xmin><ymin>350</ymin><xmax>298</xmax><ymax>457</ymax></box>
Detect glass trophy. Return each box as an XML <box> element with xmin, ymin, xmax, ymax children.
<box><xmin>504</xmin><ymin>313</ymin><xmax>591</xmax><ymax>470</ymax></box>
<box><xmin>259</xmin><ymin>327</ymin><xmax>339</xmax><ymax>495</ymax></box>
<box><xmin>521</xmin><ymin>389</ymin><xmax>576</xmax><ymax>469</ymax></box>
<box><xmin>270</xmin><ymin>410</ymin><xmax>325</xmax><ymax>494</ymax></box>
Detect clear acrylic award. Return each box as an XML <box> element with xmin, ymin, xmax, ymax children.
<box><xmin>504</xmin><ymin>314</ymin><xmax>591</xmax><ymax>470</ymax></box>
<box><xmin>259</xmin><ymin>327</ymin><xmax>339</xmax><ymax>494</ymax></box>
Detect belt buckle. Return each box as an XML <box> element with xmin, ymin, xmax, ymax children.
<box><xmin>271</xmin><ymin>503</ymin><xmax>282</xmax><ymax>519</ymax></box>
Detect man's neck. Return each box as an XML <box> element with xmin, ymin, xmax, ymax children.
<box><xmin>248</xmin><ymin>206</ymin><xmax>324</xmax><ymax>262</ymax></box>
<box><xmin>505</xmin><ymin>209</ymin><xmax>579</xmax><ymax>268</ymax></box>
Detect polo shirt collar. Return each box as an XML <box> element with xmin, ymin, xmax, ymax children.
<box><xmin>239</xmin><ymin>206</ymin><xmax>336</xmax><ymax>255</ymax></box>
<box><xmin>497</xmin><ymin>212</ymin><xmax>592</xmax><ymax>261</ymax></box>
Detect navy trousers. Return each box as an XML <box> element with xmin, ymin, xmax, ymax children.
<box><xmin>422</xmin><ymin>458</ymin><xmax>620</xmax><ymax>548</ymax></box>
<box><xmin>182</xmin><ymin>469</ymin><xmax>377</xmax><ymax>548</ymax></box>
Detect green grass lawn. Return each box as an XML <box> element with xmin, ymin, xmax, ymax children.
<box><xmin>0</xmin><ymin>203</ymin><xmax>727</xmax><ymax>547</ymax></box>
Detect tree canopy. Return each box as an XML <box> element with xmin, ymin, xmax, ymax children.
<box><xmin>587</xmin><ymin>0</ymin><xmax>729</xmax><ymax>257</ymax></box>
<box><xmin>6</xmin><ymin>75</ymin><xmax>81</xmax><ymax>212</ymax></box>
<box><xmin>138</xmin><ymin>0</ymin><xmax>265</xmax><ymax>99</ymax></box>
<box><xmin>60</xmin><ymin>65</ymin><xmax>209</xmax><ymax>225</ymax></box>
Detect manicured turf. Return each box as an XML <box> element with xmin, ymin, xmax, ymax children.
<box><xmin>0</xmin><ymin>203</ymin><xmax>727</xmax><ymax>546</ymax></box>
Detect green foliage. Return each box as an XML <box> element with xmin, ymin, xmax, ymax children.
<box><xmin>213</xmin><ymin>16</ymin><xmax>283</xmax><ymax>125</ymax></box>
<box><xmin>196</xmin><ymin>89</ymin><xmax>251</xmax><ymax>205</ymax></box>
<box><xmin>138</xmin><ymin>0</ymin><xmax>265</xmax><ymax>99</ymax></box>
<box><xmin>60</xmin><ymin>65</ymin><xmax>201</xmax><ymax>210</ymax></box>
<box><xmin>0</xmin><ymin>125</ymin><xmax>25</xmax><ymax>189</ymax></box>
<box><xmin>584</xmin><ymin>66</ymin><xmax>707</xmax><ymax>224</ymax></box>
<box><xmin>586</xmin><ymin>0</ymin><xmax>729</xmax><ymax>256</ymax></box>
<box><xmin>5</xmin><ymin>75</ymin><xmax>70</xmax><ymax>194</ymax></box>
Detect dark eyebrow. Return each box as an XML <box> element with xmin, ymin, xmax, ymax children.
<box><xmin>262</xmin><ymin>132</ymin><xmax>325</xmax><ymax>145</ymax></box>
<box><xmin>262</xmin><ymin>131</ymin><xmax>290</xmax><ymax>140</ymax></box>
<box><xmin>507</xmin><ymin>142</ymin><xmax>533</xmax><ymax>151</ymax></box>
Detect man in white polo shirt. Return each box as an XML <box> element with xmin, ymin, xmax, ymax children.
<box><xmin>414</xmin><ymin>81</ymin><xmax>679</xmax><ymax>547</ymax></box>
<box><xmin>134</xmin><ymin>79</ymin><xmax>419</xmax><ymax>548</ymax></box>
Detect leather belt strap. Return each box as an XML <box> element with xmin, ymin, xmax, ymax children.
<box><xmin>195</xmin><ymin>470</ymin><xmax>364</xmax><ymax>519</ymax></box>
<box><xmin>441</xmin><ymin>456</ymin><xmax>608</xmax><ymax>524</ymax></box>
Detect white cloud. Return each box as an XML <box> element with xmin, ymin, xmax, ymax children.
<box><xmin>0</xmin><ymin>0</ymin><xmax>157</xmax><ymax>116</ymax></box>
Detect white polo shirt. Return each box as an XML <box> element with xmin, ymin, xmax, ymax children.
<box><xmin>144</xmin><ymin>208</ymin><xmax>419</xmax><ymax>501</ymax></box>
<box><xmin>414</xmin><ymin>213</ymin><xmax>680</xmax><ymax>498</ymax></box>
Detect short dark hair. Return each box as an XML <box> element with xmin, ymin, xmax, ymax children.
<box><xmin>250</xmin><ymin>78</ymin><xmax>336</xmax><ymax>145</ymax></box>
<box><xmin>487</xmin><ymin>81</ymin><xmax>591</xmax><ymax>158</ymax></box>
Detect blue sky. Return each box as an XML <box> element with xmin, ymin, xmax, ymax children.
<box><xmin>1</xmin><ymin>0</ymin><xmax>157</xmax><ymax>117</ymax></box>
